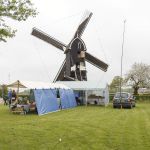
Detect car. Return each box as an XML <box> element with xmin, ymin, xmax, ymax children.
<box><xmin>113</xmin><ymin>92</ymin><xmax>135</xmax><ymax>109</ymax></box>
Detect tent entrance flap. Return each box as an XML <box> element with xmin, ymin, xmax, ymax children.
<box><xmin>34</xmin><ymin>89</ymin><xmax>59</xmax><ymax>115</ymax></box>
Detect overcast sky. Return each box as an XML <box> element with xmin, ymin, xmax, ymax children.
<box><xmin>1</xmin><ymin>0</ymin><xmax>150</xmax><ymax>86</ymax></box>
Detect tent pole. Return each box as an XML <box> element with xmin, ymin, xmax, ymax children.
<box><xmin>17</xmin><ymin>80</ymin><xmax>19</xmax><ymax>101</ymax></box>
<box><xmin>17</xmin><ymin>80</ymin><xmax>19</xmax><ymax>94</ymax></box>
<box><xmin>85</xmin><ymin>90</ymin><xmax>88</xmax><ymax>106</ymax></box>
<box><xmin>2</xmin><ymin>84</ymin><xmax>4</xmax><ymax>101</ymax></box>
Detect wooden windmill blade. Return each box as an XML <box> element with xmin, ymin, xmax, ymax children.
<box><xmin>85</xmin><ymin>52</ymin><xmax>108</xmax><ymax>72</ymax></box>
<box><xmin>53</xmin><ymin>59</ymin><xmax>66</xmax><ymax>82</ymax></box>
<box><xmin>31</xmin><ymin>27</ymin><xmax>67</xmax><ymax>51</ymax></box>
<box><xmin>73</xmin><ymin>11</ymin><xmax>93</xmax><ymax>38</ymax></box>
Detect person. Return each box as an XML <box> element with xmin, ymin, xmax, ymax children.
<box><xmin>75</xmin><ymin>96</ymin><xmax>82</xmax><ymax>105</ymax></box>
<box><xmin>12</xmin><ymin>90</ymin><xmax>17</xmax><ymax>102</ymax></box>
<box><xmin>8</xmin><ymin>89</ymin><xmax>12</xmax><ymax>107</ymax></box>
<box><xmin>57</xmin><ymin>97</ymin><xmax>62</xmax><ymax>110</ymax></box>
<box><xmin>56</xmin><ymin>89</ymin><xmax>62</xmax><ymax>110</ymax></box>
<box><xmin>3</xmin><ymin>95</ymin><xmax>8</xmax><ymax>105</ymax></box>
<box><xmin>75</xmin><ymin>96</ymin><xmax>80</xmax><ymax>105</ymax></box>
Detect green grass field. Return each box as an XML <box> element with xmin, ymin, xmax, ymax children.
<box><xmin>0</xmin><ymin>103</ymin><xmax>150</xmax><ymax>150</ymax></box>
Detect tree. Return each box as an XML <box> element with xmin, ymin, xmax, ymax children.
<box><xmin>109</xmin><ymin>76</ymin><xmax>123</xmax><ymax>92</ymax></box>
<box><xmin>0</xmin><ymin>84</ymin><xmax>8</xmax><ymax>97</ymax></box>
<box><xmin>124</xmin><ymin>63</ymin><xmax>150</xmax><ymax>95</ymax></box>
<box><xmin>0</xmin><ymin>0</ymin><xmax>37</xmax><ymax>42</ymax></box>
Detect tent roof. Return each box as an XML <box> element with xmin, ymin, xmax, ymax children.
<box><xmin>56</xmin><ymin>81</ymin><xmax>106</xmax><ymax>91</ymax></box>
<box><xmin>7</xmin><ymin>80</ymin><xmax>27</xmax><ymax>88</ymax></box>
<box><xmin>7</xmin><ymin>80</ymin><xmax>70</xmax><ymax>89</ymax></box>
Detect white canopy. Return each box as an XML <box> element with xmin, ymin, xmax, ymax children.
<box><xmin>7</xmin><ymin>80</ymin><xmax>70</xmax><ymax>90</ymax></box>
<box><xmin>56</xmin><ymin>81</ymin><xmax>109</xmax><ymax>106</ymax></box>
<box><xmin>56</xmin><ymin>81</ymin><xmax>106</xmax><ymax>90</ymax></box>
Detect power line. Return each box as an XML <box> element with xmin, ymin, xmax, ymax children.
<box><xmin>93</xmin><ymin>25</ymin><xmax>108</xmax><ymax>63</ymax></box>
<box><xmin>46</xmin><ymin>11</ymin><xmax>83</xmax><ymax>27</ymax></box>
<box><xmin>32</xmin><ymin>38</ymin><xmax>52</xmax><ymax>82</ymax></box>
<box><xmin>91</xmin><ymin>18</ymin><xmax>109</xmax><ymax>88</ymax></box>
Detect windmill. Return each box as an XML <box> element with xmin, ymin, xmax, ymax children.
<box><xmin>31</xmin><ymin>11</ymin><xmax>108</xmax><ymax>82</ymax></box>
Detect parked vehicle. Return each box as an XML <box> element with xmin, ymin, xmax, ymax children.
<box><xmin>113</xmin><ymin>92</ymin><xmax>135</xmax><ymax>108</ymax></box>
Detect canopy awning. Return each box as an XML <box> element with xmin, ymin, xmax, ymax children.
<box><xmin>7</xmin><ymin>80</ymin><xmax>27</xmax><ymax>88</ymax></box>
<box><xmin>7</xmin><ymin>80</ymin><xmax>70</xmax><ymax>89</ymax></box>
<box><xmin>56</xmin><ymin>81</ymin><xmax>106</xmax><ymax>91</ymax></box>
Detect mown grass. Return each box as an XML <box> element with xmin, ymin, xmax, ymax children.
<box><xmin>0</xmin><ymin>103</ymin><xmax>150</xmax><ymax>150</ymax></box>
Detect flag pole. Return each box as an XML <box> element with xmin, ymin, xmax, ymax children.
<box><xmin>120</xmin><ymin>20</ymin><xmax>126</xmax><ymax>108</ymax></box>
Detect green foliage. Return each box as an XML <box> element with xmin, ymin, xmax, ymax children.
<box><xmin>134</xmin><ymin>94</ymin><xmax>150</xmax><ymax>101</ymax></box>
<box><xmin>0</xmin><ymin>85</ymin><xmax>8</xmax><ymax>97</ymax></box>
<box><xmin>0</xmin><ymin>0</ymin><xmax>37</xmax><ymax>41</ymax></box>
<box><xmin>125</xmin><ymin>62</ymin><xmax>150</xmax><ymax>95</ymax></box>
<box><xmin>110</xmin><ymin>93</ymin><xmax>150</xmax><ymax>102</ymax></box>
<box><xmin>1</xmin><ymin>103</ymin><xmax>150</xmax><ymax>149</ymax></box>
<box><xmin>109</xmin><ymin>93</ymin><xmax>114</xmax><ymax>101</ymax></box>
<box><xmin>109</xmin><ymin>76</ymin><xmax>123</xmax><ymax>93</ymax></box>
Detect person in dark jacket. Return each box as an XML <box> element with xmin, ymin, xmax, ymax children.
<box><xmin>8</xmin><ymin>89</ymin><xmax>12</xmax><ymax>107</ymax></box>
<box><xmin>12</xmin><ymin>90</ymin><xmax>17</xmax><ymax>101</ymax></box>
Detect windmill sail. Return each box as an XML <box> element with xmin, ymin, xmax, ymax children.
<box><xmin>31</xmin><ymin>11</ymin><xmax>109</xmax><ymax>82</ymax></box>
<box><xmin>31</xmin><ymin>28</ymin><xmax>67</xmax><ymax>51</ymax></box>
<box><xmin>85</xmin><ymin>52</ymin><xmax>108</xmax><ymax>72</ymax></box>
<box><xmin>73</xmin><ymin>11</ymin><xmax>93</xmax><ymax>38</ymax></box>
<box><xmin>53</xmin><ymin>59</ymin><xmax>66</xmax><ymax>82</ymax></box>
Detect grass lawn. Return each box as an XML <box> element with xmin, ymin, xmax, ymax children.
<box><xmin>0</xmin><ymin>103</ymin><xmax>150</xmax><ymax>150</ymax></box>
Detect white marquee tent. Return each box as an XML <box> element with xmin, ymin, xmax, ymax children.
<box><xmin>56</xmin><ymin>81</ymin><xmax>109</xmax><ymax>106</ymax></box>
<box><xmin>7</xmin><ymin>80</ymin><xmax>76</xmax><ymax>115</ymax></box>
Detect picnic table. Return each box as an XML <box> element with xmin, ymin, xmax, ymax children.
<box><xmin>10</xmin><ymin>101</ymin><xmax>37</xmax><ymax>115</ymax></box>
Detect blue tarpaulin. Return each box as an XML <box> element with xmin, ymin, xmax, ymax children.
<box><xmin>67</xmin><ymin>89</ymin><xmax>77</xmax><ymax>108</ymax></box>
<box><xmin>59</xmin><ymin>89</ymin><xmax>77</xmax><ymax>109</ymax></box>
<box><xmin>34</xmin><ymin>89</ymin><xmax>59</xmax><ymax>115</ymax></box>
<box><xmin>59</xmin><ymin>89</ymin><xmax>70</xmax><ymax>109</ymax></box>
<box><xmin>34</xmin><ymin>88</ymin><xmax>76</xmax><ymax>115</ymax></box>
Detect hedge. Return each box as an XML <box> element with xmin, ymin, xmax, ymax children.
<box><xmin>109</xmin><ymin>93</ymin><xmax>150</xmax><ymax>101</ymax></box>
